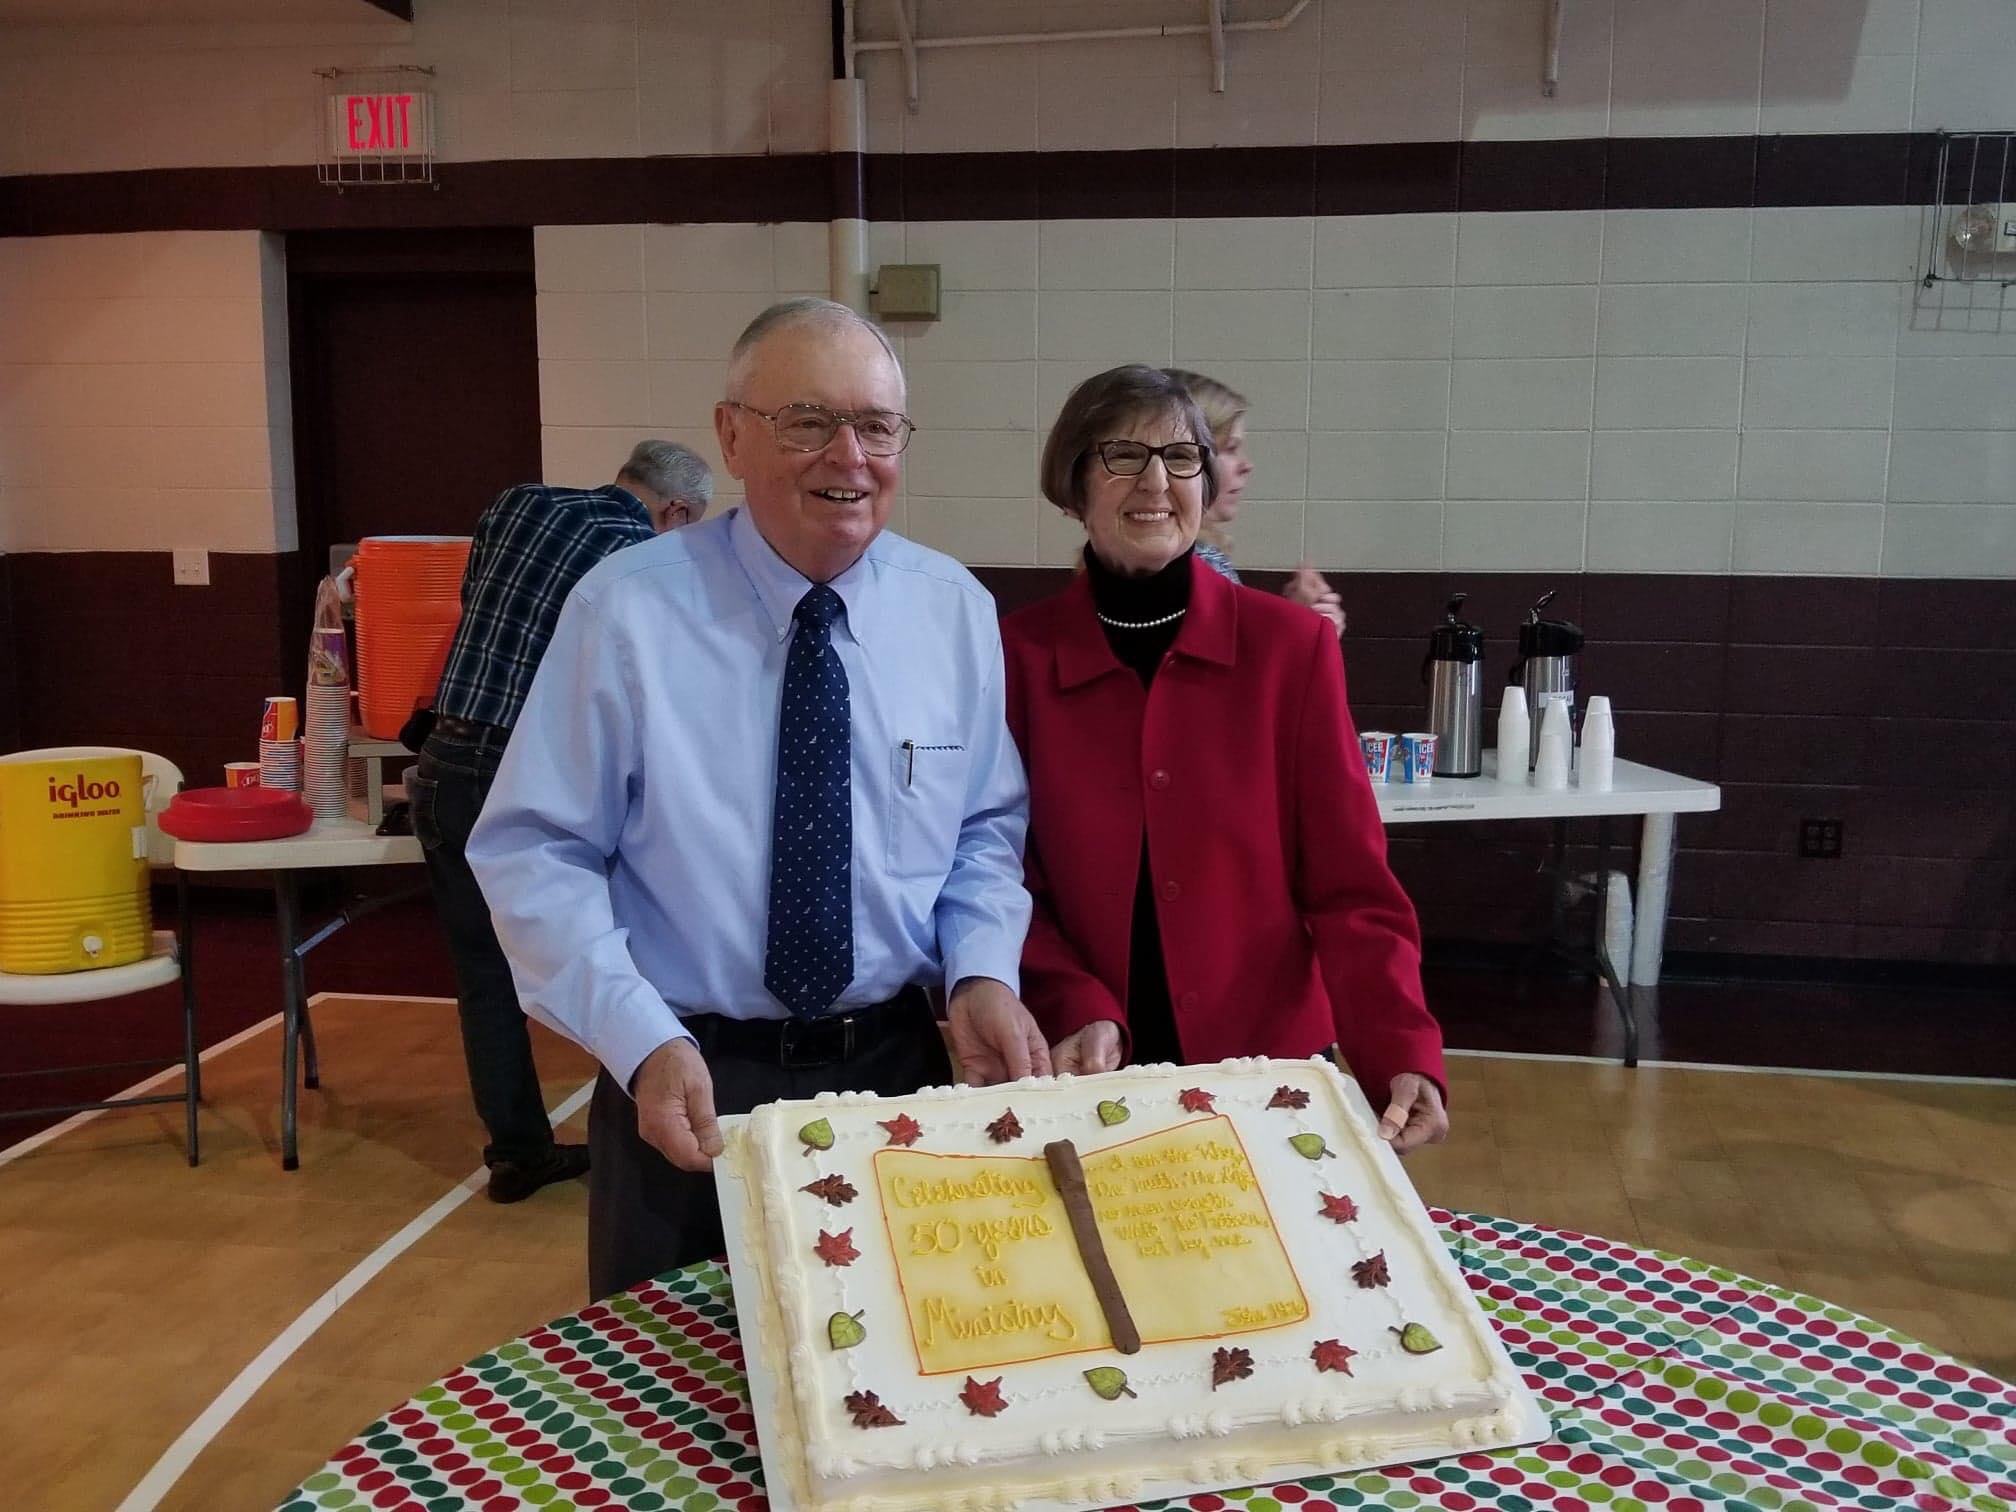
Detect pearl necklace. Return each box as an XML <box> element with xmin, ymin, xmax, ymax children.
<box><xmin>1095</xmin><ymin>607</ymin><xmax>1187</xmax><ymax>630</ymax></box>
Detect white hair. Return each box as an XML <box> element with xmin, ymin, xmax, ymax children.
<box><xmin>724</xmin><ymin>297</ymin><xmax>904</xmax><ymax>400</ymax></box>
<box><xmin>618</xmin><ymin>439</ymin><xmax>714</xmax><ymax>505</ymax></box>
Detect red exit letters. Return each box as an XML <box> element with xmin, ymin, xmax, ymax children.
<box><xmin>343</xmin><ymin>93</ymin><xmax>416</xmax><ymax>153</ymax></box>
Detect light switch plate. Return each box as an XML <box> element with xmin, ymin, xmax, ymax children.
<box><xmin>172</xmin><ymin>548</ymin><xmax>209</xmax><ymax>586</ymax></box>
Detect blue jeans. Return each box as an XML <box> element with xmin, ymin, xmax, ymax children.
<box><xmin>407</xmin><ymin>729</ymin><xmax>556</xmax><ymax>1167</ymax></box>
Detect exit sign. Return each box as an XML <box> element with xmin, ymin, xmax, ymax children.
<box><xmin>326</xmin><ymin>91</ymin><xmax>433</xmax><ymax>156</ymax></box>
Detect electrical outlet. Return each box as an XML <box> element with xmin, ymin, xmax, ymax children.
<box><xmin>172</xmin><ymin>549</ymin><xmax>209</xmax><ymax>587</ymax></box>
<box><xmin>1798</xmin><ymin>817</ymin><xmax>1843</xmax><ymax>859</ymax></box>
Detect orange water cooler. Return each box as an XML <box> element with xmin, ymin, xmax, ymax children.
<box><xmin>349</xmin><ymin>535</ymin><xmax>472</xmax><ymax>739</ymax></box>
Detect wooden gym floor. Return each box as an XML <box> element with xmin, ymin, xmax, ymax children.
<box><xmin>2</xmin><ymin>994</ymin><xmax>2011</xmax><ymax>1511</ymax></box>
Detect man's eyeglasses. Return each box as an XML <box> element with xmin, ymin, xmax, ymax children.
<box><xmin>725</xmin><ymin>400</ymin><xmax>916</xmax><ymax>457</ymax></box>
<box><xmin>1091</xmin><ymin>439</ymin><xmax>1210</xmax><ymax>479</ymax></box>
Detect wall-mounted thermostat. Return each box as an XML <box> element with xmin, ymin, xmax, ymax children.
<box><xmin>872</xmin><ymin>264</ymin><xmax>941</xmax><ymax>321</ymax></box>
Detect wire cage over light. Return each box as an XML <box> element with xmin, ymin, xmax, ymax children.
<box><xmin>315</xmin><ymin>65</ymin><xmax>437</xmax><ymax>189</ymax></box>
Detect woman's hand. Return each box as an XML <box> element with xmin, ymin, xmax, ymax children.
<box><xmin>1051</xmin><ymin>1020</ymin><xmax>1123</xmax><ymax>1075</ymax></box>
<box><xmin>1377</xmin><ymin>1072</ymin><xmax>1449</xmax><ymax>1155</ymax></box>
<box><xmin>1283</xmin><ymin>564</ymin><xmax>1346</xmax><ymax>637</ymax></box>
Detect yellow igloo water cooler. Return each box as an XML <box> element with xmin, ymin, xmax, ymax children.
<box><xmin>0</xmin><ymin>750</ymin><xmax>153</xmax><ymax>974</ymax></box>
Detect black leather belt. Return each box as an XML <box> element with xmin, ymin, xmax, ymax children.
<box><xmin>688</xmin><ymin>986</ymin><xmax>932</xmax><ymax>1070</ymax></box>
<box><xmin>434</xmin><ymin>714</ymin><xmax>512</xmax><ymax>743</ymax></box>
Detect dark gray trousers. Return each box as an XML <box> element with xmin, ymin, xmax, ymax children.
<box><xmin>586</xmin><ymin>995</ymin><xmax>953</xmax><ymax>1303</ymax></box>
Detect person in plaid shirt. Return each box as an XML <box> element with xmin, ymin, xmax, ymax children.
<box><xmin>408</xmin><ymin>440</ymin><xmax>714</xmax><ymax>1203</ymax></box>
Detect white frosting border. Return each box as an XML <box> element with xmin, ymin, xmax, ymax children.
<box><xmin>720</xmin><ymin>1055</ymin><xmax>1551</xmax><ymax>1512</ymax></box>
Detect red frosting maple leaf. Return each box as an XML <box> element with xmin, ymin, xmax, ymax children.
<box><xmin>844</xmin><ymin>1390</ymin><xmax>904</xmax><ymax>1428</ymax></box>
<box><xmin>1318</xmin><ymin>1191</ymin><xmax>1359</xmax><ymax>1224</ymax></box>
<box><xmin>959</xmin><ymin>1376</ymin><xmax>1008</xmax><ymax>1417</ymax></box>
<box><xmin>1267</xmin><ymin>1086</ymin><xmax>1311</xmax><ymax>1110</ymax></box>
<box><xmin>985</xmin><ymin>1108</ymin><xmax>1023</xmax><ymax>1144</ymax></box>
<box><xmin>879</xmin><ymin>1114</ymin><xmax>923</xmax><ymax>1147</ymax></box>
<box><xmin>815</xmin><ymin>1229</ymin><xmax>860</xmax><ymax>1267</ymax></box>
<box><xmin>1352</xmin><ymin>1251</ymin><xmax>1391</xmax><ymax>1288</ymax></box>
<box><xmin>1311</xmin><ymin>1338</ymin><xmax>1358</xmax><ymax>1375</ymax></box>
<box><xmin>1211</xmin><ymin>1346</ymin><xmax>1255</xmax><ymax>1389</ymax></box>
<box><xmin>1178</xmin><ymin>1087</ymin><xmax>1216</xmax><ymax>1113</ymax></box>
<box><xmin>801</xmin><ymin>1174</ymin><xmax>858</xmax><ymax>1206</ymax></box>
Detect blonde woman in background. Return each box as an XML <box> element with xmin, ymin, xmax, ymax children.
<box><xmin>1165</xmin><ymin>369</ymin><xmax>1345</xmax><ymax>637</ymax></box>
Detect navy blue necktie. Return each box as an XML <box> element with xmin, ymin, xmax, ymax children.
<box><xmin>764</xmin><ymin>584</ymin><xmax>854</xmax><ymax>1017</ymax></box>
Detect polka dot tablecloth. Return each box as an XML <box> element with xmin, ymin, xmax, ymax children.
<box><xmin>284</xmin><ymin>1210</ymin><xmax>2015</xmax><ymax>1512</ymax></box>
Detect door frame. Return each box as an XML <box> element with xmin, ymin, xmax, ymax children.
<box><xmin>281</xmin><ymin>227</ymin><xmax>537</xmax><ymax>696</ymax></box>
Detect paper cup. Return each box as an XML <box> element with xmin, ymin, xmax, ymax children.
<box><xmin>260</xmin><ymin>695</ymin><xmax>299</xmax><ymax>743</ymax></box>
<box><xmin>1400</xmin><ymin>732</ymin><xmax>1438</xmax><ymax>783</ymax></box>
<box><xmin>259</xmin><ymin>737</ymin><xmax>303</xmax><ymax>792</ymax></box>
<box><xmin>1360</xmin><ymin>731</ymin><xmax>1396</xmax><ymax>783</ymax></box>
<box><xmin>223</xmin><ymin>762</ymin><xmax>261</xmax><ymax>789</ymax></box>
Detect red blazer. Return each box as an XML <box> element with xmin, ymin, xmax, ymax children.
<box><xmin>1001</xmin><ymin>558</ymin><xmax>1445</xmax><ymax>1103</ymax></box>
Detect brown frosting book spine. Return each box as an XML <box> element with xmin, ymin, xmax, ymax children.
<box><xmin>1044</xmin><ymin>1138</ymin><xmax>1141</xmax><ymax>1355</ymax></box>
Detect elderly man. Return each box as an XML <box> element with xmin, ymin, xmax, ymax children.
<box><xmin>410</xmin><ymin>439</ymin><xmax>713</xmax><ymax>1204</ymax></box>
<box><xmin>468</xmin><ymin>300</ymin><xmax>1046</xmax><ymax>1298</ymax></box>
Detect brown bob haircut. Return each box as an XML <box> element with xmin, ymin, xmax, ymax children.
<box><xmin>1039</xmin><ymin>364</ymin><xmax>1218</xmax><ymax>520</ymax></box>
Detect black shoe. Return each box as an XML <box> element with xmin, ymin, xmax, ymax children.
<box><xmin>487</xmin><ymin>1143</ymin><xmax>591</xmax><ymax>1204</ymax></box>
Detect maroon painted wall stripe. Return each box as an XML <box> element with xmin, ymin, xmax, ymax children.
<box><xmin>0</xmin><ymin>132</ymin><xmax>1971</xmax><ymax>237</ymax></box>
<box><xmin>5</xmin><ymin>550</ymin><xmax>2012</xmax><ymax>966</ymax></box>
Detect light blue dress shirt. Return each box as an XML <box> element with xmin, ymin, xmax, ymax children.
<box><xmin>466</xmin><ymin>507</ymin><xmax>1033</xmax><ymax>1092</ymax></box>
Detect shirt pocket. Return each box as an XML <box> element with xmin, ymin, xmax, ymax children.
<box><xmin>886</xmin><ymin>739</ymin><xmax>971</xmax><ymax>880</ymax></box>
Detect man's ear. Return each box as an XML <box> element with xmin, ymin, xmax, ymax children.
<box><xmin>713</xmin><ymin>402</ymin><xmax>748</xmax><ymax>482</ymax></box>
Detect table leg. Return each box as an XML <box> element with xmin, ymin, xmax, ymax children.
<box><xmin>179</xmin><ymin>871</ymin><xmax>200</xmax><ymax>1167</ymax></box>
<box><xmin>1631</xmin><ymin>812</ymin><xmax>1676</xmax><ymax>989</ymax></box>
<box><xmin>300</xmin><ymin>1000</ymin><xmax>321</xmax><ymax>1091</ymax></box>
<box><xmin>275</xmin><ymin>870</ymin><xmax>303</xmax><ymax>1171</ymax></box>
<box><xmin>1592</xmin><ymin>817</ymin><xmax>1638</xmax><ymax>1068</ymax></box>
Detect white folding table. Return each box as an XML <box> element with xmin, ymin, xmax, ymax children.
<box><xmin>171</xmin><ymin>818</ymin><xmax>423</xmax><ymax>1169</ymax></box>
<box><xmin>169</xmin><ymin>753</ymin><xmax>1714</xmax><ymax>1164</ymax></box>
<box><xmin>1372</xmin><ymin>754</ymin><xmax>1720</xmax><ymax>1064</ymax></box>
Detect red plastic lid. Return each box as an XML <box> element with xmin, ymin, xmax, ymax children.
<box><xmin>158</xmin><ymin>786</ymin><xmax>315</xmax><ymax>843</ymax></box>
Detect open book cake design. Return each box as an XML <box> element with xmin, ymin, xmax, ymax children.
<box><xmin>724</xmin><ymin>1056</ymin><xmax>1549</xmax><ymax>1512</ymax></box>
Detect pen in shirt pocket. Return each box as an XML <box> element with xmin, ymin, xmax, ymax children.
<box><xmin>899</xmin><ymin>739</ymin><xmax>966</xmax><ymax>787</ymax></box>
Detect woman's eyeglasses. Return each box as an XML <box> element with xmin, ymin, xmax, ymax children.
<box><xmin>1092</xmin><ymin>439</ymin><xmax>1209</xmax><ymax>479</ymax></box>
<box><xmin>724</xmin><ymin>400</ymin><xmax>916</xmax><ymax>456</ymax></box>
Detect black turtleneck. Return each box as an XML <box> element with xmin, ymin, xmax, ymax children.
<box><xmin>1082</xmin><ymin>545</ymin><xmax>1194</xmax><ymax>1066</ymax></box>
<box><xmin>1084</xmin><ymin>545</ymin><xmax>1194</xmax><ymax>685</ymax></box>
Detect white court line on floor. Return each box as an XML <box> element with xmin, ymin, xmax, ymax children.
<box><xmin>116</xmin><ymin>1065</ymin><xmax>598</xmax><ymax>1512</ymax></box>
<box><xmin>306</xmin><ymin>993</ymin><xmax>458</xmax><ymax>1004</ymax></box>
<box><xmin>1447</xmin><ymin>1046</ymin><xmax>2016</xmax><ymax>1088</ymax></box>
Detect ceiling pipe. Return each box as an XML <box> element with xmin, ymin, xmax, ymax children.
<box><xmin>848</xmin><ymin>0</ymin><xmax>1311</xmax><ymax>101</ymax></box>
<box><xmin>1542</xmin><ymin>0</ymin><xmax>1563</xmax><ymax>98</ymax></box>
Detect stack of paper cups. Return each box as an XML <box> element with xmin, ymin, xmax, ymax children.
<box><xmin>1533</xmin><ymin>696</ymin><xmax>1572</xmax><ymax>791</ymax></box>
<box><xmin>303</xmin><ymin>682</ymin><xmax>351</xmax><ymax>821</ymax></box>
<box><xmin>1496</xmin><ymin>686</ymin><xmax>1530</xmax><ymax>786</ymax></box>
<box><xmin>259</xmin><ymin>737</ymin><xmax>302</xmax><ymax>791</ymax></box>
<box><xmin>1580</xmin><ymin>696</ymin><xmax>1615</xmax><ymax>790</ymax></box>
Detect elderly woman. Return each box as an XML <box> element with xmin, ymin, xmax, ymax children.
<box><xmin>1002</xmin><ymin>365</ymin><xmax>1448</xmax><ymax>1152</ymax></box>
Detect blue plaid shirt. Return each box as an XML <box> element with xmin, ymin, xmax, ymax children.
<box><xmin>432</xmin><ymin>482</ymin><xmax>656</xmax><ymax>730</ymax></box>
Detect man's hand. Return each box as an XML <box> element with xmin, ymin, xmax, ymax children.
<box><xmin>1377</xmin><ymin>1072</ymin><xmax>1449</xmax><ymax>1155</ymax></box>
<box><xmin>1052</xmin><ymin>1020</ymin><xmax>1123</xmax><ymax>1075</ymax></box>
<box><xmin>946</xmin><ymin>977</ymin><xmax>1053</xmax><ymax>1086</ymax></box>
<box><xmin>631</xmin><ymin>1037</ymin><xmax>723</xmax><ymax>1171</ymax></box>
